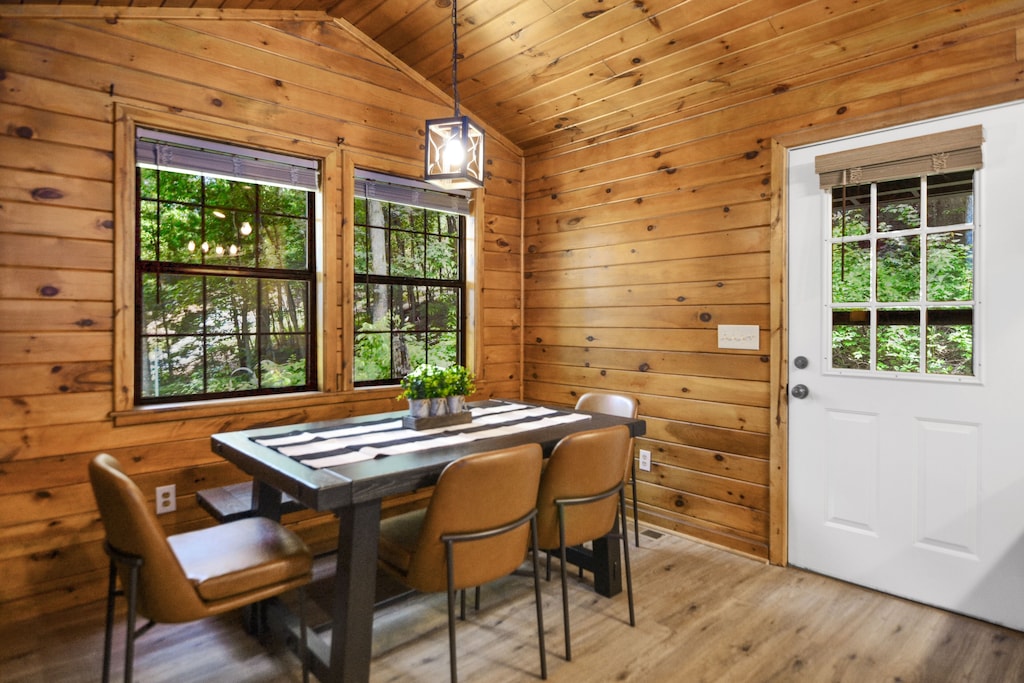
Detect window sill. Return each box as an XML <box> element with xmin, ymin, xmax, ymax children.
<box><xmin>111</xmin><ymin>388</ymin><xmax>399</xmax><ymax>428</ymax></box>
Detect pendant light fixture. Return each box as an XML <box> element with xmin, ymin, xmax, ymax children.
<box><xmin>424</xmin><ymin>0</ymin><xmax>485</xmax><ymax>190</ymax></box>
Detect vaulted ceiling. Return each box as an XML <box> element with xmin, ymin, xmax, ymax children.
<box><xmin>3</xmin><ymin>0</ymin><xmax>994</xmax><ymax>155</ymax></box>
<box><xmin>331</xmin><ymin>0</ymin><xmax>819</xmax><ymax>154</ymax></box>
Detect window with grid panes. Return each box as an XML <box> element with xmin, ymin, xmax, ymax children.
<box><xmin>135</xmin><ymin>128</ymin><xmax>318</xmax><ymax>403</ymax></box>
<box><xmin>353</xmin><ymin>172</ymin><xmax>467</xmax><ymax>386</ymax></box>
<box><xmin>829</xmin><ymin>170</ymin><xmax>976</xmax><ymax>376</ymax></box>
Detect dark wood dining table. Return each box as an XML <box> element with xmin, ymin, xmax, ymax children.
<box><xmin>210</xmin><ymin>399</ymin><xmax>646</xmax><ymax>683</ymax></box>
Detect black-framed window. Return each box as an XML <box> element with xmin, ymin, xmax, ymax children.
<box><xmin>134</xmin><ymin>128</ymin><xmax>318</xmax><ymax>404</ymax></box>
<box><xmin>353</xmin><ymin>171</ymin><xmax>468</xmax><ymax>386</ymax></box>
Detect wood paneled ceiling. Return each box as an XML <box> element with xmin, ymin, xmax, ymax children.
<box><xmin>5</xmin><ymin>0</ymin><xmax>1008</xmax><ymax>154</ymax></box>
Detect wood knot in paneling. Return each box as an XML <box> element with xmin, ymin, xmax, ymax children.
<box><xmin>31</xmin><ymin>188</ymin><xmax>64</xmax><ymax>201</ymax></box>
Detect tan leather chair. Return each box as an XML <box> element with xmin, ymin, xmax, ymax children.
<box><xmin>536</xmin><ymin>424</ymin><xmax>636</xmax><ymax>661</ymax></box>
<box><xmin>88</xmin><ymin>453</ymin><xmax>313</xmax><ymax>683</ymax></box>
<box><xmin>575</xmin><ymin>392</ymin><xmax>641</xmax><ymax>545</ymax></box>
<box><xmin>378</xmin><ymin>443</ymin><xmax>547</xmax><ymax>682</ymax></box>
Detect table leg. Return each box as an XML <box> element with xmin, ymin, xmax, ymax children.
<box><xmin>589</xmin><ymin>531</ymin><xmax>623</xmax><ymax>598</ymax></box>
<box><xmin>563</xmin><ymin>517</ymin><xmax>623</xmax><ymax>598</ymax></box>
<box><xmin>252</xmin><ymin>480</ymin><xmax>284</xmax><ymax>520</ymax></box>
<box><xmin>244</xmin><ymin>481</ymin><xmax>286</xmax><ymax>634</ymax></box>
<box><xmin>326</xmin><ymin>499</ymin><xmax>381</xmax><ymax>683</ymax></box>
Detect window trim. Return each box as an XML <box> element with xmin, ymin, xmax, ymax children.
<box><xmin>112</xmin><ymin>105</ymin><xmax>341</xmax><ymax>423</ymax></box>
<box><xmin>339</xmin><ymin>152</ymin><xmax>482</xmax><ymax>394</ymax></box>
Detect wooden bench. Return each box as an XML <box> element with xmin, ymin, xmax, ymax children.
<box><xmin>197</xmin><ymin>481</ymin><xmax>433</xmax><ymax>523</ymax></box>
<box><xmin>196</xmin><ymin>481</ymin><xmax>304</xmax><ymax>523</ymax></box>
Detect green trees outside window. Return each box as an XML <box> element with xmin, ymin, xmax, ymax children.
<box><xmin>829</xmin><ymin>170</ymin><xmax>975</xmax><ymax>376</ymax></box>
<box><xmin>136</xmin><ymin>163</ymin><xmax>315</xmax><ymax>403</ymax></box>
<box><xmin>353</xmin><ymin>180</ymin><xmax>466</xmax><ymax>386</ymax></box>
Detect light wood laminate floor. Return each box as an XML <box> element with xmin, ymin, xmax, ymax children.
<box><xmin>3</xmin><ymin>527</ymin><xmax>1023</xmax><ymax>682</ymax></box>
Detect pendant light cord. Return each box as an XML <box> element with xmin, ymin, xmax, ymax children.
<box><xmin>450</xmin><ymin>0</ymin><xmax>461</xmax><ymax>117</ymax></box>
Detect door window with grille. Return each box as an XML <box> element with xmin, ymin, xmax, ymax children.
<box><xmin>816</xmin><ymin>127</ymin><xmax>981</xmax><ymax>379</ymax></box>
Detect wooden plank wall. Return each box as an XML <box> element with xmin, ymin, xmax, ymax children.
<box><xmin>4</xmin><ymin>2</ymin><xmax>1024</xmax><ymax>625</ymax></box>
<box><xmin>0</xmin><ymin>10</ymin><xmax>524</xmax><ymax>624</ymax></box>
<box><xmin>520</xmin><ymin>4</ymin><xmax>1024</xmax><ymax>559</ymax></box>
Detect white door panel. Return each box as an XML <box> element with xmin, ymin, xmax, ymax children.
<box><xmin>788</xmin><ymin>101</ymin><xmax>1024</xmax><ymax>630</ymax></box>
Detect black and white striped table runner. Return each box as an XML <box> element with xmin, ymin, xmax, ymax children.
<box><xmin>252</xmin><ymin>401</ymin><xmax>591</xmax><ymax>469</ymax></box>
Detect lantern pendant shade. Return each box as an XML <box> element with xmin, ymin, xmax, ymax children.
<box><xmin>424</xmin><ymin>114</ymin><xmax>485</xmax><ymax>190</ymax></box>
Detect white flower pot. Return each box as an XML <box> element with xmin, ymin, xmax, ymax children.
<box><xmin>446</xmin><ymin>395</ymin><xmax>466</xmax><ymax>414</ymax></box>
<box><xmin>408</xmin><ymin>398</ymin><xmax>430</xmax><ymax>418</ymax></box>
<box><xmin>429</xmin><ymin>397</ymin><xmax>448</xmax><ymax>416</ymax></box>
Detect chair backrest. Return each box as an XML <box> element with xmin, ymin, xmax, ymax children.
<box><xmin>575</xmin><ymin>392</ymin><xmax>638</xmax><ymax>420</ymax></box>
<box><xmin>536</xmin><ymin>424</ymin><xmax>632</xmax><ymax>550</ymax></box>
<box><xmin>404</xmin><ymin>443</ymin><xmax>543</xmax><ymax>594</ymax></box>
<box><xmin>89</xmin><ymin>453</ymin><xmax>207</xmax><ymax>622</ymax></box>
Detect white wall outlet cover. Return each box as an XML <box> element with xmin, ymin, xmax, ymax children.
<box><xmin>155</xmin><ymin>484</ymin><xmax>176</xmax><ymax>514</ymax></box>
<box><xmin>717</xmin><ymin>324</ymin><xmax>760</xmax><ymax>350</ymax></box>
<box><xmin>638</xmin><ymin>449</ymin><xmax>652</xmax><ymax>472</ymax></box>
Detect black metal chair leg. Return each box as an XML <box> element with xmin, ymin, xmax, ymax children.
<box><xmin>557</xmin><ymin>505</ymin><xmax>572</xmax><ymax>662</ymax></box>
<box><xmin>102</xmin><ymin>558</ymin><xmax>117</xmax><ymax>683</ymax></box>
<box><xmin>619</xmin><ymin>490</ymin><xmax>636</xmax><ymax>627</ymax></box>
<box><xmin>445</xmin><ymin>540</ymin><xmax>459</xmax><ymax>683</ymax></box>
<box><xmin>124</xmin><ymin>562</ymin><xmax>140</xmax><ymax>683</ymax></box>
<box><xmin>530</xmin><ymin>519</ymin><xmax>548</xmax><ymax>680</ymax></box>
<box><xmin>293</xmin><ymin>584</ymin><xmax>307</xmax><ymax>683</ymax></box>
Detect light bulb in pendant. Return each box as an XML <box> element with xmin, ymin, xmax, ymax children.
<box><xmin>200</xmin><ymin>241</ymin><xmax>210</xmax><ymax>253</ymax></box>
<box><xmin>443</xmin><ymin>137</ymin><xmax>465</xmax><ymax>168</ymax></box>
<box><xmin>240</xmin><ymin>221</ymin><xmax>252</xmax><ymax>236</ymax></box>
<box><xmin>229</xmin><ymin>244</ymin><xmax>238</xmax><ymax>256</ymax></box>
<box><xmin>215</xmin><ymin>245</ymin><xmax>225</xmax><ymax>256</ymax></box>
<box><xmin>187</xmin><ymin>240</ymin><xmax>196</xmax><ymax>252</ymax></box>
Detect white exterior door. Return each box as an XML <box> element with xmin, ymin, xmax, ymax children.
<box><xmin>788</xmin><ymin>101</ymin><xmax>1024</xmax><ymax>630</ymax></box>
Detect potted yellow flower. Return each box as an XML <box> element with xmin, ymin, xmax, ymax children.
<box><xmin>398</xmin><ymin>363</ymin><xmax>475</xmax><ymax>428</ymax></box>
<box><xmin>443</xmin><ymin>364</ymin><xmax>475</xmax><ymax>414</ymax></box>
<box><xmin>398</xmin><ymin>364</ymin><xmax>447</xmax><ymax>417</ymax></box>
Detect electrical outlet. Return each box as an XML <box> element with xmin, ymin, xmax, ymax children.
<box><xmin>638</xmin><ymin>449</ymin><xmax>652</xmax><ymax>472</ymax></box>
<box><xmin>155</xmin><ymin>484</ymin><xmax>176</xmax><ymax>514</ymax></box>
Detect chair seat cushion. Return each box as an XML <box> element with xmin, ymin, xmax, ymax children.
<box><xmin>168</xmin><ymin>517</ymin><xmax>312</xmax><ymax>602</ymax></box>
<box><xmin>377</xmin><ymin>508</ymin><xmax>426</xmax><ymax>577</ymax></box>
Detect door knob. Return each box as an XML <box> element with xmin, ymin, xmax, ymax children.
<box><xmin>791</xmin><ymin>384</ymin><xmax>809</xmax><ymax>399</ymax></box>
<box><xmin>794</xmin><ymin>356</ymin><xmax>809</xmax><ymax>369</ymax></box>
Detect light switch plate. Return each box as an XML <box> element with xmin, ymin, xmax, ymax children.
<box><xmin>717</xmin><ymin>324</ymin><xmax>760</xmax><ymax>350</ymax></box>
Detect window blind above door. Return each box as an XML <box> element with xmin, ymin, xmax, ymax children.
<box><xmin>815</xmin><ymin>125</ymin><xmax>983</xmax><ymax>188</ymax></box>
